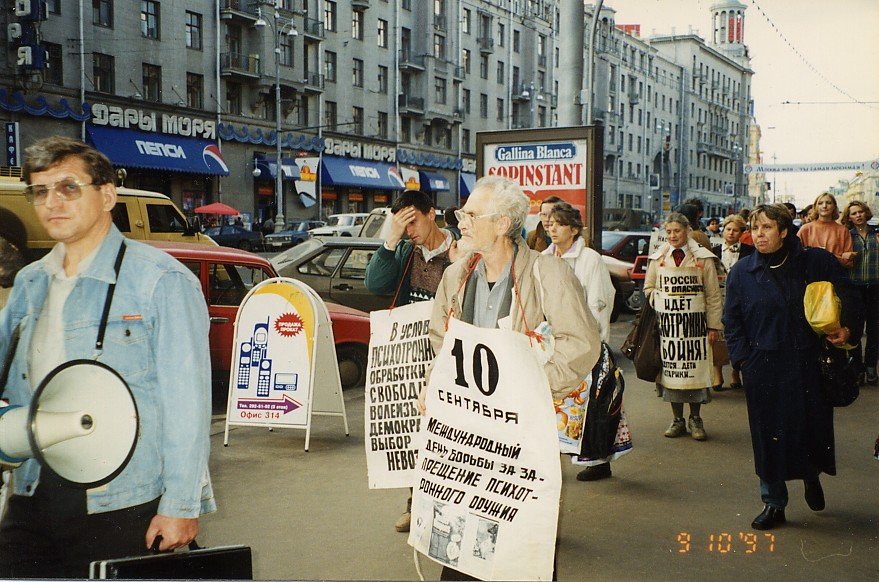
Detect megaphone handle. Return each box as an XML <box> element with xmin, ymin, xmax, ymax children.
<box><xmin>149</xmin><ymin>535</ymin><xmax>202</xmax><ymax>553</ymax></box>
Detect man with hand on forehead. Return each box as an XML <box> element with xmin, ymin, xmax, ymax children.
<box><xmin>365</xmin><ymin>189</ymin><xmax>458</xmax><ymax>533</ymax></box>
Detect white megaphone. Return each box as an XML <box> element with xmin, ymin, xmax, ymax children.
<box><xmin>0</xmin><ymin>360</ymin><xmax>138</xmax><ymax>488</ymax></box>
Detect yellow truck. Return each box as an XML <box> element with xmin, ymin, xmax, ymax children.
<box><xmin>1</xmin><ymin>174</ymin><xmax>214</xmax><ymax>260</ymax></box>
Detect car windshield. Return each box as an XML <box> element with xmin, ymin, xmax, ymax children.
<box><xmin>326</xmin><ymin>216</ymin><xmax>345</xmax><ymax>226</ymax></box>
<box><xmin>271</xmin><ymin>238</ymin><xmax>325</xmax><ymax>269</ymax></box>
<box><xmin>286</xmin><ymin>222</ymin><xmax>307</xmax><ymax>232</ymax></box>
<box><xmin>601</xmin><ymin>231</ymin><xmax>626</xmax><ymax>251</ymax></box>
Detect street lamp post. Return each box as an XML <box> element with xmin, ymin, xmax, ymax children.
<box><xmin>255</xmin><ymin>2</ymin><xmax>297</xmax><ymax>233</ymax></box>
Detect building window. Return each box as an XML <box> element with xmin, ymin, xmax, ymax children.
<box><xmin>185</xmin><ymin>12</ymin><xmax>202</xmax><ymax>50</ymax></box>
<box><xmin>353</xmin><ymin>59</ymin><xmax>364</xmax><ymax>87</ymax></box>
<box><xmin>47</xmin><ymin>0</ymin><xmax>60</xmax><ymax>14</ymax></box>
<box><xmin>280</xmin><ymin>35</ymin><xmax>293</xmax><ymax>66</ymax></box>
<box><xmin>401</xmin><ymin>117</ymin><xmax>411</xmax><ymax>142</ymax></box>
<box><xmin>377</xmin><ymin>19</ymin><xmax>388</xmax><ymax>48</ymax></box>
<box><xmin>142</xmin><ymin>63</ymin><xmax>161</xmax><ymax>102</ymax></box>
<box><xmin>462</xmin><ymin>49</ymin><xmax>471</xmax><ymax>74</ymax></box>
<box><xmin>226</xmin><ymin>82</ymin><xmax>242</xmax><ymax>115</ymax></box>
<box><xmin>513</xmin><ymin>29</ymin><xmax>520</xmax><ymax>52</ymax></box>
<box><xmin>496</xmin><ymin>61</ymin><xmax>504</xmax><ymax>84</ymax></box>
<box><xmin>378</xmin><ymin>65</ymin><xmax>388</xmax><ymax>93</ymax></box>
<box><xmin>498</xmin><ymin>22</ymin><xmax>505</xmax><ymax>46</ymax></box>
<box><xmin>435</xmin><ymin>77</ymin><xmax>446</xmax><ymax>104</ymax></box>
<box><xmin>433</xmin><ymin>34</ymin><xmax>445</xmax><ymax>60</ymax></box>
<box><xmin>463</xmin><ymin>88</ymin><xmax>470</xmax><ymax>113</ymax></box>
<box><xmin>93</xmin><ymin>0</ymin><xmax>112</xmax><ymax>27</ymax></box>
<box><xmin>324</xmin><ymin>51</ymin><xmax>337</xmax><ymax>82</ymax></box>
<box><xmin>141</xmin><ymin>1</ymin><xmax>159</xmax><ymax>39</ymax></box>
<box><xmin>42</xmin><ymin>42</ymin><xmax>63</xmax><ymax>85</ymax></box>
<box><xmin>434</xmin><ymin>0</ymin><xmax>444</xmax><ymax>15</ymax></box>
<box><xmin>324</xmin><ymin>101</ymin><xmax>337</xmax><ymax>131</ymax></box>
<box><xmin>186</xmin><ymin>73</ymin><xmax>203</xmax><ymax>109</ymax></box>
<box><xmin>462</xmin><ymin>9</ymin><xmax>471</xmax><ymax>34</ymax></box>
<box><xmin>479</xmin><ymin>54</ymin><xmax>488</xmax><ymax>79</ymax></box>
<box><xmin>462</xmin><ymin>128</ymin><xmax>471</xmax><ymax>153</ymax></box>
<box><xmin>512</xmin><ymin>66</ymin><xmax>519</xmax><ymax>90</ymax></box>
<box><xmin>323</xmin><ymin>1</ymin><xmax>336</xmax><ymax>32</ymax></box>
<box><xmin>496</xmin><ymin>98</ymin><xmax>504</xmax><ymax>122</ymax></box>
<box><xmin>377</xmin><ymin>111</ymin><xmax>388</xmax><ymax>139</ymax></box>
<box><xmin>402</xmin><ymin>0</ymin><xmax>411</xmax><ymax>9</ymax></box>
<box><xmin>480</xmin><ymin>93</ymin><xmax>488</xmax><ymax>119</ymax></box>
<box><xmin>538</xmin><ymin>106</ymin><xmax>546</xmax><ymax>127</ymax></box>
<box><xmin>352</xmin><ymin>10</ymin><xmax>363</xmax><ymax>40</ymax></box>
<box><xmin>352</xmin><ymin>106</ymin><xmax>364</xmax><ymax>135</ymax></box>
<box><xmin>92</xmin><ymin>53</ymin><xmax>114</xmax><ymax>93</ymax></box>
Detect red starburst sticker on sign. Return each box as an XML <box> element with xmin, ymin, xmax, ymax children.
<box><xmin>274</xmin><ymin>312</ymin><xmax>304</xmax><ymax>337</ymax></box>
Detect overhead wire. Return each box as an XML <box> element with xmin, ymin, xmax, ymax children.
<box><xmin>747</xmin><ymin>0</ymin><xmax>878</xmax><ymax>111</ymax></box>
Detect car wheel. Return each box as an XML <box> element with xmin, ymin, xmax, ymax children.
<box><xmin>624</xmin><ymin>288</ymin><xmax>645</xmax><ymax>313</ymax></box>
<box><xmin>239</xmin><ymin>240</ymin><xmax>251</xmax><ymax>251</ymax></box>
<box><xmin>336</xmin><ymin>344</ymin><xmax>367</xmax><ymax>389</ymax></box>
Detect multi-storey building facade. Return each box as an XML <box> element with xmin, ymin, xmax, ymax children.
<box><xmin>1</xmin><ymin>0</ymin><xmax>561</xmax><ymax>225</ymax></box>
<box><xmin>559</xmin><ymin>0</ymin><xmax>753</xmax><ymax>218</ymax></box>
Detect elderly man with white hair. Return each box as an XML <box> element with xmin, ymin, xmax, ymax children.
<box><xmin>420</xmin><ymin>176</ymin><xmax>601</xmax><ymax>580</ymax></box>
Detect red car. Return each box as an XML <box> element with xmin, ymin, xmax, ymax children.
<box><xmin>147</xmin><ymin>242</ymin><xmax>371</xmax><ymax>401</ymax></box>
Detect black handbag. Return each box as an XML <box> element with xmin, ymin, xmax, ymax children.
<box><xmin>818</xmin><ymin>340</ymin><xmax>860</xmax><ymax>408</ymax></box>
<box><xmin>621</xmin><ymin>299</ymin><xmax>661</xmax><ymax>381</ymax></box>
<box><xmin>89</xmin><ymin>536</ymin><xmax>253</xmax><ymax>580</ymax></box>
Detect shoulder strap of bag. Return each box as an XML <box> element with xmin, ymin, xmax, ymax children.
<box><xmin>95</xmin><ymin>242</ymin><xmax>127</xmax><ymax>351</ymax></box>
<box><xmin>0</xmin><ymin>323</ymin><xmax>21</xmax><ymax>399</ymax></box>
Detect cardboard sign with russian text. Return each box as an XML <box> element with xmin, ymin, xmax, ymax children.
<box><xmin>408</xmin><ymin>318</ymin><xmax>561</xmax><ymax>581</ymax></box>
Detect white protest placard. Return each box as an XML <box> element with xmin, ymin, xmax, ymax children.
<box><xmin>365</xmin><ymin>300</ymin><xmax>435</xmax><ymax>489</ymax></box>
<box><xmin>223</xmin><ymin>278</ymin><xmax>348</xmax><ymax>451</ymax></box>
<box><xmin>408</xmin><ymin>318</ymin><xmax>561</xmax><ymax>581</ymax></box>
<box><xmin>655</xmin><ymin>266</ymin><xmax>713</xmax><ymax>389</ymax></box>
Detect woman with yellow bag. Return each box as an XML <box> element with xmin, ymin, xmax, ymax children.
<box><xmin>723</xmin><ymin>204</ymin><xmax>860</xmax><ymax>531</ymax></box>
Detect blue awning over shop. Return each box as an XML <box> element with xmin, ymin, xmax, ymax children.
<box><xmin>86</xmin><ymin>126</ymin><xmax>229</xmax><ymax>176</ymax></box>
<box><xmin>418</xmin><ymin>171</ymin><xmax>450</xmax><ymax>192</ymax></box>
<box><xmin>460</xmin><ymin>172</ymin><xmax>477</xmax><ymax>198</ymax></box>
<box><xmin>254</xmin><ymin>156</ymin><xmax>301</xmax><ymax>180</ymax></box>
<box><xmin>321</xmin><ymin>155</ymin><xmax>404</xmax><ymax>190</ymax></box>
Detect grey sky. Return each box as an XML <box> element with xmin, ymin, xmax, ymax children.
<box><xmin>609</xmin><ymin>0</ymin><xmax>879</xmax><ymax>207</ymax></box>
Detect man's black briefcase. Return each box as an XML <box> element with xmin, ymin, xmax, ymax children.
<box><xmin>89</xmin><ymin>538</ymin><xmax>252</xmax><ymax>580</ymax></box>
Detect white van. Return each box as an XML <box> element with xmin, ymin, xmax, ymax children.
<box><xmin>310</xmin><ymin>213</ymin><xmax>369</xmax><ymax>237</ymax></box>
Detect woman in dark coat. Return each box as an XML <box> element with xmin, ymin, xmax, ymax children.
<box><xmin>723</xmin><ymin>204</ymin><xmax>859</xmax><ymax>531</ymax></box>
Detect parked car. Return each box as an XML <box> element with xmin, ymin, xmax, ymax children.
<box><xmin>147</xmin><ymin>242</ymin><xmax>371</xmax><ymax>405</ymax></box>
<box><xmin>603</xmin><ymin>208</ymin><xmax>653</xmax><ymax>231</ymax></box>
<box><xmin>264</xmin><ymin>220</ymin><xmax>326</xmax><ymax>250</ymax></box>
<box><xmin>600</xmin><ymin>230</ymin><xmax>651</xmax><ymax>318</ymax></box>
<box><xmin>204</xmin><ymin>224</ymin><xmax>265</xmax><ymax>251</ymax></box>
<box><xmin>271</xmin><ymin>237</ymin><xmax>392</xmax><ymax>313</ymax></box>
<box><xmin>310</xmin><ymin>213</ymin><xmax>369</xmax><ymax>237</ymax></box>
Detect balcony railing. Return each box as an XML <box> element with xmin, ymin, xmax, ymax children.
<box><xmin>302</xmin><ymin>72</ymin><xmax>325</xmax><ymax>91</ymax></box>
<box><xmin>537</xmin><ymin>55</ymin><xmax>547</xmax><ymax>68</ymax></box>
<box><xmin>477</xmin><ymin>37</ymin><xmax>494</xmax><ymax>53</ymax></box>
<box><xmin>303</xmin><ymin>18</ymin><xmax>325</xmax><ymax>39</ymax></box>
<box><xmin>220</xmin><ymin>52</ymin><xmax>261</xmax><ymax>77</ymax></box>
<box><xmin>452</xmin><ymin>66</ymin><xmax>465</xmax><ymax>80</ymax></box>
<box><xmin>433</xmin><ymin>15</ymin><xmax>447</xmax><ymax>31</ymax></box>
<box><xmin>220</xmin><ymin>0</ymin><xmax>258</xmax><ymax>21</ymax></box>
<box><xmin>398</xmin><ymin>95</ymin><xmax>425</xmax><ymax>112</ymax></box>
<box><xmin>399</xmin><ymin>51</ymin><xmax>426</xmax><ymax>70</ymax></box>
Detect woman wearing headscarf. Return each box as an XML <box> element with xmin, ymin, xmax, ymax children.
<box><xmin>644</xmin><ymin>212</ymin><xmax>722</xmax><ymax>441</ymax></box>
<box><xmin>723</xmin><ymin>204</ymin><xmax>858</xmax><ymax>531</ymax></box>
<box><xmin>797</xmin><ymin>193</ymin><xmax>855</xmax><ymax>268</ymax></box>
<box><xmin>841</xmin><ymin>201</ymin><xmax>878</xmax><ymax>385</ymax></box>
<box><xmin>710</xmin><ymin>215</ymin><xmax>753</xmax><ymax>391</ymax></box>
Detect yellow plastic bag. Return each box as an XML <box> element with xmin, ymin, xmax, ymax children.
<box><xmin>804</xmin><ymin>281</ymin><xmax>841</xmax><ymax>336</ymax></box>
<box><xmin>804</xmin><ymin>282</ymin><xmax>856</xmax><ymax>349</ymax></box>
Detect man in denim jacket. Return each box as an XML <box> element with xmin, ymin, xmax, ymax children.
<box><xmin>0</xmin><ymin>137</ymin><xmax>215</xmax><ymax>577</ymax></box>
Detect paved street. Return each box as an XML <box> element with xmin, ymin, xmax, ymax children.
<box><xmin>201</xmin><ymin>315</ymin><xmax>879</xmax><ymax>581</ymax></box>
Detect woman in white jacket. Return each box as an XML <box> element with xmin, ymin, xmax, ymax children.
<box><xmin>542</xmin><ymin>202</ymin><xmax>616</xmax><ymax>342</ymax></box>
<box><xmin>543</xmin><ymin>202</ymin><xmax>622</xmax><ymax>482</ymax></box>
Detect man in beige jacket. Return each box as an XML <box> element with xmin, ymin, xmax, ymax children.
<box><xmin>419</xmin><ymin>176</ymin><xmax>600</xmax><ymax>580</ymax></box>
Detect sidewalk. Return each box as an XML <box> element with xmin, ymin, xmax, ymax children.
<box><xmin>201</xmin><ymin>320</ymin><xmax>879</xmax><ymax>580</ymax></box>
